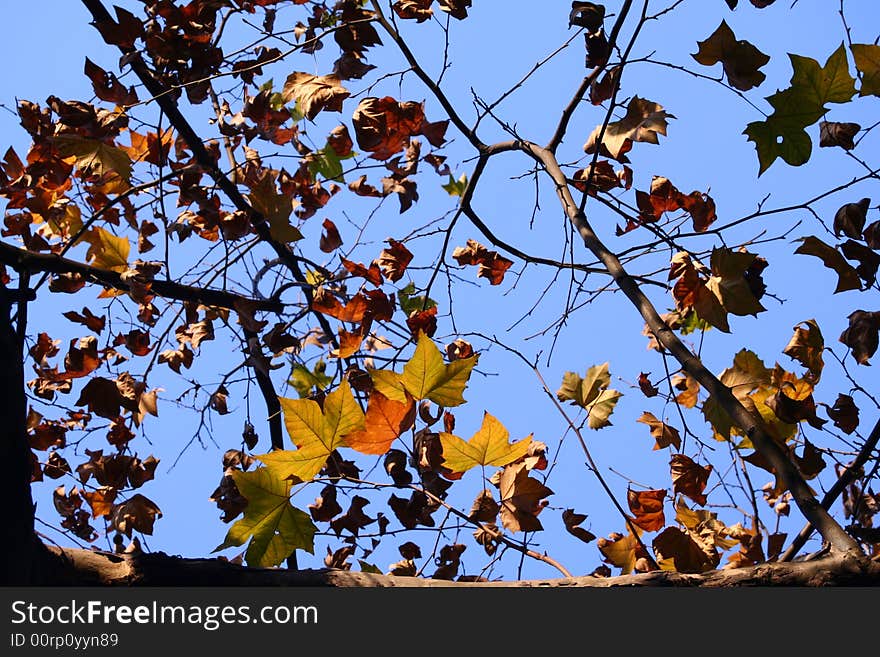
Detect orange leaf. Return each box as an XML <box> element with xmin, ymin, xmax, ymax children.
<box><xmin>627</xmin><ymin>488</ymin><xmax>667</xmax><ymax>532</ymax></box>
<box><xmin>346</xmin><ymin>392</ymin><xmax>416</xmax><ymax>455</ymax></box>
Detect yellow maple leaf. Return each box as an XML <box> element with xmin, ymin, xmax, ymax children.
<box><xmin>86</xmin><ymin>227</ymin><xmax>130</xmax><ymax>272</ymax></box>
<box><xmin>400</xmin><ymin>332</ymin><xmax>476</xmax><ymax>407</ymax></box>
<box><xmin>440</xmin><ymin>412</ymin><xmax>532</xmax><ymax>474</ymax></box>
<box><xmin>259</xmin><ymin>381</ymin><xmax>364</xmax><ymax>481</ymax></box>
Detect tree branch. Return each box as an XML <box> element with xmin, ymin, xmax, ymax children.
<box><xmin>519</xmin><ymin>140</ymin><xmax>861</xmax><ymax>556</ymax></box>
<box><xmin>0</xmin><ymin>240</ymin><xmax>281</xmax><ymax>313</ymax></box>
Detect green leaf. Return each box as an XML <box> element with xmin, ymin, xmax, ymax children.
<box><xmin>439</xmin><ymin>412</ymin><xmax>532</xmax><ymax>473</ymax></box>
<box><xmin>400</xmin><ymin>332</ymin><xmax>476</xmax><ymax>407</ymax></box>
<box><xmin>852</xmin><ymin>44</ymin><xmax>880</xmax><ymax>97</ymax></box>
<box><xmin>358</xmin><ymin>560</ymin><xmax>383</xmax><ymax>574</ymax></box>
<box><xmin>213</xmin><ymin>466</ymin><xmax>316</xmax><ymax>567</ymax></box>
<box><xmin>289</xmin><ymin>359</ymin><xmax>332</xmax><ymax>398</ymax></box>
<box><xmin>745</xmin><ymin>44</ymin><xmax>856</xmax><ymax>173</ymax></box>
<box><xmin>744</xmin><ymin>119</ymin><xmax>812</xmax><ymax>175</ymax></box>
<box><xmin>442</xmin><ymin>173</ymin><xmax>468</xmax><ymax>199</ymax></box>
<box><xmin>398</xmin><ymin>283</ymin><xmax>436</xmax><ymax>315</ymax></box>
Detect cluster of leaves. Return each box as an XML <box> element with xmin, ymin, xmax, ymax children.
<box><xmin>2</xmin><ymin>0</ymin><xmax>880</xmax><ymax>581</ymax></box>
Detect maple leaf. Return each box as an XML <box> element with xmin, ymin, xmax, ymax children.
<box><xmin>352</xmin><ymin>96</ymin><xmax>448</xmax><ymax>161</ymax></box>
<box><xmin>820</xmin><ymin>121</ymin><xmax>861</xmax><ymax>150</ymax></box>
<box><xmin>319</xmin><ymin>218</ymin><xmax>343</xmax><ymax>253</ymax></box>
<box><xmin>628</xmin><ymin>488</ymin><xmax>667</xmax><ymax>532</ymax></box>
<box><xmin>584</xmin><ymin>96</ymin><xmax>674</xmax><ymax>162</ymax></box>
<box><xmin>282</xmin><ymin>73</ymin><xmax>350</xmax><ymax>121</ymax></box>
<box><xmin>706</xmin><ymin>248</ymin><xmax>766</xmax><ymax>318</ymax></box>
<box><xmin>783</xmin><ymin>319</ymin><xmax>824</xmax><ymax>383</ymax></box>
<box><xmin>214</xmin><ymin>466</ymin><xmax>316</xmax><ymax>567</ymax></box>
<box><xmin>54</xmin><ymin>134</ymin><xmax>132</xmax><ymax>183</ymax></box>
<box><xmin>247</xmin><ymin>170</ymin><xmax>303</xmax><ymax>243</ymax></box>
<box><xmin>498</xmin><ymin>462</ymin><xmax>553</xmax><ymax>533</ymax></box>
<box><xmin>399</xmin><ymin>331</ymin><xmax>477</xmax><ymax>407</ymax></box>
<box><xmin>85</xmin><ymin>227</ymin><xmax>130</xmax><ymax>273</ymax></box>
<box><xmin>556</xmin><ymin>363</ymin><xmax>623</xmax><ymax>429</ymax></box>
<box><xmin>440</xmin><ymin>412</ymin><xmax>532</xmax><ymax>474</ymax></box>
<box><xmin>345</xmin><ymin>391</ymin><xmax>416</xmax><ymax>455</ymax></box>
<box><xmin>745</xmin><ymin>44</ymin><xmax>856</xmax><ymax>173</ymax></box>
<box><xmin>108</xmin><ymin>494</ymin><xmax>162</xmax><ymax>537</ymax></box>
<box><xmin>833</xmin><ymin>198</ymin><xmax>870</xmax><ymax>239</ymax></box>
<box><xmin>670</xmin><ymin>454</ymin><xmax>713</xmax><ymax>506</ymax></box>
<box><xmin>637</xmin><ymin>412</ymin><xmax>682</xmax><ymax>451</ymax></box>
<box><xmin>826</xmin><ymin>393</ymin><xmax>859</xmax><ymax>434</ymax></box>
<box><xmin>451</xmin><ymin>239</ymin><xmax>514</xmax><ymax>285</ymax></box>
<box><xmin>794</xmin><ymin>236</ymin><xmax>861</xmax><ymax>293</ymax></box>
<box><xmin>259</xmin><ymin>381</ymin><xmax>365</xmax><ymax>481</ymax></box>
<box><xmin>597</xmin><ymin>531</ymin><xmax>643</xmax><ymax>575</ymax></box>
<box><xmin>692</xmin><ymin>20</ymin><xmax>770</xmax><ymax>91</ymax></box>
<box><xmin>376</xmin><ymin>239</ymin><xmax>413</xmax><ymax>282</ymax></box>
<box><xmin>562</xmin><ymin>508</ymin><xmax>596</xmax><ymax>544</ymax></box>
<box><xmin>851</xmin><ymin>43</ymin><xmax>880</xmax><ymax>97</ymax></box>
<box><xmin>839</xmin><ymin>310</ymin><xmax>880</xmax><ymax>365</ymax></box>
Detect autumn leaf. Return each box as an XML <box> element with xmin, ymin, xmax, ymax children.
<box><xmin>498</xmin><ymin>462</ymin><xmax>552</xmax><ymax>533</ymax></box>
<box><xmin>440</xmin><ymin>412</ymin><xmax>532</xmax><ymax>474</ymax></box>
<box><xmin>86</xmin><ymin>227</ymin><xmax>130</xmax><ymax>272</ymax></box>
<box><xmin>282</xmin><ymin>73</ymin><xmax>349</xmax><ymax>121</ymax></box>
<box><xmin>259</xmin><ymin>381</ymin><xmax>365</xmax><ymax>481</ymax></box>
<box><xmin>442</xmin><ymin>173</ymin><xmax>468</xmax><ymax>199</ymax></box>
<box><xmin>794</xmin><ymin>236</ymin><xmax>861</xmax><ymax>293</ymax></box>
<box><xmin>834</xmin><ymin>198</ymin><xmax>870</xmax><ymax>239</ymax></box>
<box><xmin>319</xmin><ymin>218</ymin><xmax>342</xmax><ymax>252</ymax></box>
<box><xmin>345</xmin><ymin>391</ymin><xmax>416</xmax><ymax>455</ymax></box>
<box><xmin>826</xmin><ymin>393</ymin><xmax>859</xmax><ymax>434</ymax></box>
<box><xmin>839</xmin><ymin>310</ymin><xmax>880</xmax><ymax>365</ymax></box>
<box><xmin>214</xmin><ymin>466</ymin><xmax>316</xmax><ymax>567</ymax></box>
<box><xmin>820</xmin><ymin>121</ymin><xmax>860</xmax><ymax>150</ymax></box>
<box><xmin>628</xmin><ymin>489</ymin><xmax>666</xmax><ymax>532</ymax></box>
<box><xmin>584</xmin><ymin>96</ymin><xmax>674</xmax><ymax>162</ymax></box>
<box><xmin>597</xmin><ymin>531</ymin><xmax>642</xmax><ymax>575</ymax></box>
<box><xmin>399</xmin><ymin>331</ymin><xmax>477</xmax><ymax>407</ymax></box>
<box><xmin>705</xmin><ymin>247</ymin><xmax>766</xmax><ymax>318</ymax></box>
<box><xmin>247</xmin><ymin>169</ymin><xmax>303</xmax><ymax>243</ymax></box>
<box><xmin>692</xmin><ymin>20</ymin><xmax>770</xmax><ymax>91</ymax></box>
<box><xmin>851</xmin><ymin>43</ymin><xmax>880</xmax><ymax>97</ymax></box>
<box><xmin>108</xmin><ymin>494</ymin><xmax>162</xmax><ymax>537</ymax></box>
<box><xmin>653</xmin><ymin>527</ymin><xmax>718</xmax><ymax>574</ymax></box>
<box><xmin>376</xmin><ymin>239</ymin><xmax>413</xmax><ymax>282</ymax></box>
<box><xmin>637</xmin><ymin>412</ymin><xmax>682</xmax><ymax>451</ymax></box>
<box><xmin>783</xmin><ymin>319</ymin><xmax>824</xmax><ymax>383</ymax></box>
<box><xmin>451</xmin><ymin>239</ymin><xmax>514</xmax><ymax>285</ymax></box>
<box><xmin>670</xmin><ymin>454</ymin><xmax>713</xmax><ymax>506</ymax></box>
<box><xmin>54</xmin><ymin>134</ymin><xmax>132</xmax><ymax>182</ymax></box>
<box><xmin>352</xmin><ymin>96</ymin><xmax>448</xmax><ymax>161</ymax></box>
<box><xmin>556</xmin><ymin>363</ymin><xmax>622</xmax><ymax>429</ymax></box>
<box><xmin>562</xmin><ymin>508</ymin><xmax>596</xmax><ymax>544</ymax></box>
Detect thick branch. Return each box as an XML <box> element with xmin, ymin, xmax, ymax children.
<box><xmin>0</xmin><ymin>240</ymin><xmax>281</xmax><ymax>313</ymax></box>
<box><xmin>520</xmin><ymin>140</ymin><xmax>860</xmax><ymax>556</ymax></box>
<box><xmin>40</xmin><ymin>546</ymin><xmax>880</xmax><ymax>586</ymax></box>
<box><xmin>780</xmin><ymin>416</ymin><xmax>880</xmax><ymax>561</ymax></box>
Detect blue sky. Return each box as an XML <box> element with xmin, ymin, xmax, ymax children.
<box><xmin>3</xmin><ymin>1</ymin><xmax>879</xmax><ymax>580</ymax></box>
